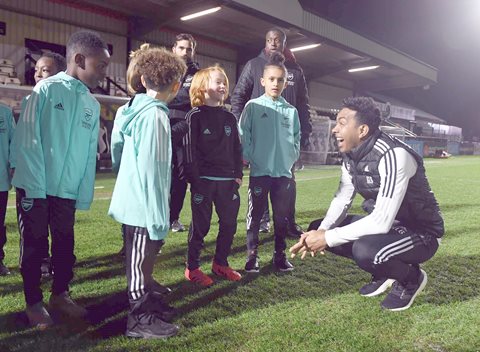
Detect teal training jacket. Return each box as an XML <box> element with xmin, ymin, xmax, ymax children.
<box><xmin>0</xmin><ymin>103</ymin><xmax>15</xmax><ymax>192</ymax></box>
<box><xmin>9</xmin><ymin>95</ymin><xmax>28</xmax><ymax>169</ymax></box>
<box><xmin>11</xmin><ymin>72</ymin><xmax>100</xmax><ymax>210</ymax></box>
<box><xmin>110</xmin><ymin>103</ymin><xmax>126</xmax><ymax>174</ymax></box>
<box><xmin>108</xmin><ymin>94</ymin><xmax>172</xmax><ymax>241</ymax></box>
<box><xmin>239</xmin><ymin>94</ymin><xmax>301</xmax><ymax>178</ymax></box>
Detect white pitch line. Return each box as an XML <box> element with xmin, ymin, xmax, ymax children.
<box><xmin>6</xmin><ymin>175</ymin><xmax>338</xmax><ymax>208</ymax></box>
<box><xmin>90</xmin><ymin>175</ymin><xmax>338</xmax><ymax>202</ymax></box>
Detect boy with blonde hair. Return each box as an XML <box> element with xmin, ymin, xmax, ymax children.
<box><xmin>183</xmin><ymin>66</ymin><xmax>243</xmax><ymax>287</ymax></box>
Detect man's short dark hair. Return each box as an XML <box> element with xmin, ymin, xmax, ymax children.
<box><xmin>41</xmin><ymin>52</ymin><xmax>67</xmax><ymax>71</ymax></box>
<box><xmin>266</xmin><ymin>27</ymin><xmax>287</xmax><ymax>43</ymax></box>
<box><xmin>173</xmin><ymin>33</ymin><xmax>196</xmax><ymax>50</ymax></box>
<box><xmin>342</xmin><ymin>97</ymin><xmax>381</xmax><ymax>132</ymax></box>
<box><xmin>66</xmin><ymin>30</ymin><xmax>108</xmax><ymax>62</ymax></box>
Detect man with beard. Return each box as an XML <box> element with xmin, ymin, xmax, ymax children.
<box><xmin>169</xmin><ymin>33</ymin><xmax>200</xmax><ymax>233</ymax></box>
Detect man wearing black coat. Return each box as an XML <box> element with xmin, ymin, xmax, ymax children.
<box><xmin>169</xmin><ymin>33</ymin><xmax>200</xmax><ymax>232</ymax></box>
<box><xmin>231</xmin><ymin>27</ymin><xmax>312</xmax><ymax>238</ymax></box>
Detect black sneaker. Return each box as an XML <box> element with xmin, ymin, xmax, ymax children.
<box><xmin>272</xmin><ymin>252</ymin><xmax>294</xmax><ymax>272</ymax></box>
<box><xmin>0</xmin><ymin>261</ymin><xmax>10</xmax><ymax>276</ymax></box>
<box><xmin>259</xmin><ymin>221</ymin><xmax>270</xmax><ymax>233</ymax></box>
<box><xmin>359</xmin><ymin>276</ymin><xmax>395</xmax><ymax>297</ymax></box>
<box><xmin>40</xmin><ymin>258</ymin><xmax>53</xmax><ymax>279</ymax></box>
<box><xmin>26</xmin><ymin>302</ymin><xmax>53</xmax><ymax>330</ymax></box>
<box><xmin>171</xmin><ymin>219</ymin><xmax>185</xmax><ymax>232</ymax></box>
<box><xmin>151</xmin><ymin>280</ymin><xmax>172</xmax><ymax>296</ymax></box>
<box><xmin>49</xmin><ymin>291</ymin><xmax>87</xmax><ymax>319</ymax></box>
<box><xmin>381</xmin><ymin>269</ymin><xmax>428</xmax><ymax>311</ymax></box>
<box><xmin>150</xmin><ymin>292</ymin><xmax>177</xmax><ymax>322</ymax></box>
<box><xmin>245</xmin><ymin>255</ymin><xmax>259</xmax><ymax>273</ymax></box>
<box><xmin>286</xmin><ymin>223</ymin><xmax>303</xmax><ymax>239</ymax></box>
<box><xmin>126</xmin><ymin>312</ymin><xmax>179</xmax><ymax>339</ymax></box>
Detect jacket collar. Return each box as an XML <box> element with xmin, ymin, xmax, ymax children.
<box><xmin>260</xmin><ymin>94</ymin><xmax>288</xmax><ymax>106</ymax></box>
<box><xmin>54</xmin><ymin>71</ymin><xmax>90</xmax><ymax>93</ymax></box>
<box><xmin>258</xmin><ymin>49</ymin><xmax>269</xmax><ymax>61</ymax></box>
<box><xmin>346</xmin><ymin>129</ymin><xmax>382</xmax><ymax>162</ymax></box>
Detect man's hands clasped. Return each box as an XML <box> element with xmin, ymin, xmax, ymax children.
<box><xmin>289</xmin><ymin>229</ymin><xmax>328</xmax><ymax>259</ymax></box>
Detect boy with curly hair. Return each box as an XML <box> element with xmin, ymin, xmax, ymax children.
<box><xmin>109</xmin><ymin>47</ymin><xmax>186</xmax><ymax>339</ymax></box>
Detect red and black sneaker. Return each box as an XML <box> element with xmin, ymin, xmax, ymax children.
<box><xmin>212</xmin><ymin>262</ymin><xmax>242</xmax><ymax>281</ymax></box>
<box><xmin>185</xmin><ymin>268</ymin><xmax>214</xmax><ymax>287</ymax></box>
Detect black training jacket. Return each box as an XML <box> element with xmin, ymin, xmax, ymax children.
<box><xmin>183</xmin><ymin>105</ymin><xmax>243</xmax><ymax>184</ymax></box>
<box><xmin>168</xmin><ymin>61</ymin><xmax>200</xmax><ymax>145</ymax></box>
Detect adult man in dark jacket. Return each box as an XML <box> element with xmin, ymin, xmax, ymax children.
<box><xmin>290</xmin><ymin>97</ymin><xmax>444</xmax><ymax>311</ymax></box>
<box><xmin>169</xmin><ymin>33</ymin><xmax>200</xmax><ymax>232</ymax></box>
<box><xmin>231</xmin><ymin>27</ymin><xmax>312</xmax><ymax>237</ymax></box>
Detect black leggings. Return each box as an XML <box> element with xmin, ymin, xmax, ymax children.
<box><xmin>0</xmin><ymin>191</ymin><xmax>8</xmax><ymax>261</ymax></box>
<box><xmin>308</xmin><ymin>216</ymin><xmax>439</xmax><ymax>283</ymax></box>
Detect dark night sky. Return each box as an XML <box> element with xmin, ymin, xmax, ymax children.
<box><xmin>308</xmin><ymin>0</ymin><xmax>480</xmax><ymax>139</ymax></box>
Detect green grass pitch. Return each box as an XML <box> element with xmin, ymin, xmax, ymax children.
<box><xmin>0</xmin><ymin>156</ymin><xmax>479</xmax><ymax>351</ymax></box>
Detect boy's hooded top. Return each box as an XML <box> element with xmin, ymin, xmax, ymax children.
<box><xmin>0</xmin><ymin>103</ymin><xmax>14</xmax><ymax>192</ymax></box>
<box><xmin>11</xmin><ymin>72</ymin><xmax>99</xmax><ymax>210</ymax></box>
<box><xmin>239</xmin><ymin>94</ymin><xmax>300</xmax><ymax>178</ymax></box>
<box><xmin>108</xmin><ymin>94</ymin><xmax>172</xmax><ymax>240</ymax></box>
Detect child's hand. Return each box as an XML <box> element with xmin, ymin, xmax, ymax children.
<box><xmin>235</xmin><ymin>178</ymin><xmax>242</xmax><ymax>186</ymax></box>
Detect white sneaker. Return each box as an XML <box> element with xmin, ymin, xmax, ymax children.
<box><xmin>259</xmin><ymin>221</ymin><xmax>270</xmax><ymax>233</ymax></box>
<box><xmin>171</xmin><ymin>220</ymin><xmax>185</xmax><ymax>232</ymax></box>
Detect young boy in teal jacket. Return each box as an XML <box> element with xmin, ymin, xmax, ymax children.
<box><xmin>109</xmin><ymin>47</ymin><xmax>186</xmax><ymax>339</ymax></box>
<box><xmin>0</xmin><ymin>103</ymin><xmax>14</xmax><ymax>276</ymax></box>
<box><xmin>12</xmin><ymin>30</ymin><xmax>110</xmax><ymax>329</ymax></box>
<box><xmin>12</xmin><ymin>52</ymin><xmax>67</xmax><ymax>279</ymax></box>
<box><xmin>239</xmin><ymin>52</ymin><xmax>300</xmax><ymax>273</ymax></box>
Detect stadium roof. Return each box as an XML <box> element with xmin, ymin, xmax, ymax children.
<box><xmin>71</xmin><ymin>0</ymin><xmax>438</xmax><ymax>92</ymax></box>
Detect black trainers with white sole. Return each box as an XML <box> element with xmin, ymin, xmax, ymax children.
<box><xmin>245</xmin><ymin>255</ymin><xmax>260</xmax><ymax>273</ymax></box>
<box><xmin>359</xmin><ymin>276</ymin><xmax>395</xmax><ymax>297</ymax></box>
<box><xmin>272</xmin><ymin>252</ymin><xmax>294</xmax><ymax>272</ymax></box>
<box><xmin>381</xmin><ymin>269</ymin><xmax>428</xmax><ymax>311</ymax></box>
<box><xmin>126</xmin><ymin>312</ymin><xmax>179</xmax><ymax>339</ymax></box>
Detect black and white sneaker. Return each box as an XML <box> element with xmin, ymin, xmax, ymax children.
<box><xmin>126</xmin><ymin>312</ymin><xmax>179</xmax><ymax>339</ymax></box>
<box><xmin>0</xmin><ymin>261</ymin><xmax>10</xmax><ymax>276</ymax></box>
<box><xmin>259</xmin><ymin>221</ymin><xmax>270</xmax><ymax>233</ymax></box>
<box><xmin>272</xmin><ymin>252</ymin><xmax>294</xmax><ymax>272</ymax></box>
<box><xmin>151</xmin><ymin>280</ymin><xmax>172</xmax><ymax>296</ymax></box>
<box><xmin>40</xmin><ymin>258</ymin><xmax>53</xmax><ymax>280</ymax></box>
<box><xmin>171</xmin><ymin>220</ymin><xmax>185</xmax><ymax>233</ymax></box>
<box><xmin>150</xmin><ymin>292</ymin><xmax>177</xmax><ymax>322</ymax></box>
<box><xmin>286</xmin><ymin>223</ymin><xmax>303</xmax><ymax>239</ymax></box>
<box><xmin>381</xmin><ymin>269</ymin><xmax>428</xmax><ymax>311</ymax></box>
<box><xmin>245</xmin><ymin>255</ymin><xmax>259</xmax><ymax>273</ymax></box>
<box><xmin>359</xmin><ymin>276</ymin><xmax>395</xmax><ymax>297</ymax></box>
